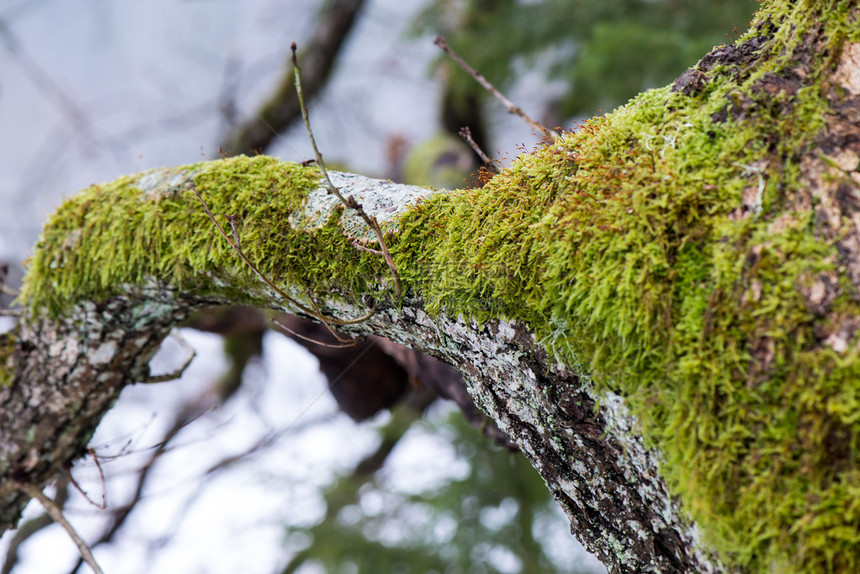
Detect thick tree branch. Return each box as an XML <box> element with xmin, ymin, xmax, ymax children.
<box><xmin>0</xmin><ymin>160</ymin><xmax>718</xmax><ymax>572</ymax></box>
<box><xmin>2</xmin><ymin>2</ymin><xmax>859</xmax><ymax>572</ymax></box>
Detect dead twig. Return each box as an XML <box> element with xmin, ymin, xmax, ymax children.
<box><xmin>2</xmin><ymin>477</ymin><xmax>70</xmax><ymax>574</ymax></box>
<box><xmin>299</xmin><ymin>287</ymin><xmax>362</xmax><ymax>344</ymax></box>
<box><xmin>15</xmin><ymin>482</ymin><xmax>104</xmax><ymax>574</ymax></box>
<box><xmin>292</xmin><ymin>42</ymin><xmax>402</xmax><ymax>300</ymax></box>
<box><xmin>435</xmin><ymin>36</ymin><xmax>554</xmax><ymax>141</ymax></box>
<box><xmin>459</xmin><ymin>127</ymin><xmax>499</xmax><ymax>174</ymax></box>
<box><xmin>67</xmin><ymin>399</ymin><xmax>215</xmax><ymax>573</ymax></box>
<box><xmin>271</xmin><ymin>317</ymin><xmax>357</xmax><ymax>349</ymax></box>
<box><xmin>66</xmin><ymin>448</ymin><xmax>107</xmax><ymax>510</ymax></box>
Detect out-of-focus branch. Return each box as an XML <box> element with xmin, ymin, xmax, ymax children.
<box><xmin>16</xmin><ymin>482</ymin><xmax>103</xmax><ymax>574</ymax></box>
<box><xmin>1</xmin><ymin>476</ymin><xmax>69</xmax><ymax>574</ymax></box>
<box><xmin>221</xmin><ymin>0</ymin><xmax>367</xmax><ymax>155</ymax></box>
<box><xmin>66</xmin><ymin>400</ymin><xmax>214</xmax><ymax>574</ymax></box>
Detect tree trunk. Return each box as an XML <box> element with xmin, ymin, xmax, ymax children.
<box><xmin>1</xmin><ymin>2</ymin><xmax>858</xmax><ymax>572</ymax></box>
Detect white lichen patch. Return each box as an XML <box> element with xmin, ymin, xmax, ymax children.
<box><xmin>49</xmin><ymin>337</ymin><xmax>81</xmax><ymax>366</ymax></box>
<box><xmin>290</xmin><ymin>171</ymin><xmax>441</xmax><ymax>239</ymax></box>
<box><xmin>834</xmin><ymin>42</ymin><xmax>860</xmax><ymax>95</ymax></box>
<box><xmin>136</xmin><ymin>167</ymin><xmax>200</xmax><ymax>200</ymax></box>
<box><xmin>89</xmin><ymin>340</ymin><xmax>117</xmax><ymax>365</ymax></box>
<box><xmin>494</xmin><ymin>319</ymin><xmax>517</xmax><ymax>342</ymax></box>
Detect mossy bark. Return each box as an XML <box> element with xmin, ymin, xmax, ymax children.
<box><xmin>1</xmin><ymin>1</ymin><xmax>859</xmax><ymax>572</ymax></box>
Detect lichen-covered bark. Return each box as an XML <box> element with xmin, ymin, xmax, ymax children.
<box><xmin>2</xmin><ymin>1</ymin><xmax>859</xmax><ymax>572</ymax></box>
<box><xmin>0</xmin><ymin>166</ymin><xmax>721</xmax><ymax>572</ymax></box>
<box><xmin>0</xmin><ymin>286</ymin><xmax>193</xmax><ymax>529</ymax></box>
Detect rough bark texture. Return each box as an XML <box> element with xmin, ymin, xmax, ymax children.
<box><xmin>2</xmin><ymin>2</ymin><xmax>859</xmax><ymax>572</ymax></box>
<box><xmin>0</xmin><ymin>174</ymin><xmax>721</xmax><ymax>573</ymax></box>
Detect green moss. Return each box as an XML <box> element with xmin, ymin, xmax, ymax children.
<box><xmin>16</xmin><ymin>1</ymin><xmax>860</xmax><ymax>572</ymax></box>
<box><xmin>0</xmin><ymin>330</ymin><xmax>16</xmax><ymax>387</ymax></box>
<box><xmin>391</xmin><ymin>2</ymin><xmax>859</xmax><ymax>571</ymax></box>
<box><xmin>21</xmin><ymin>155</ymin><xmax>390</xmax><ymax>317</ymax></box>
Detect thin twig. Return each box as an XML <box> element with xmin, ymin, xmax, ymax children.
<box><xmin>67</xmin><ymin>397</ymin><xmax>219</xmax><ymax>574</ymax></box>
<box><xmin>66</xmin><ymin>449</ymin><xmax>107</xmax><ymax>510</ymax></box>
<box><xmin>352</xmin><ymin>242</ymin><xmax>383</xmax><ymax>256</ymax></box>
<box><xmin>190</xmin><ymin>181</ymin><xmax>375</xmax><ymax>326</ymax></box>
<box><xmin>15</xmin><ymin>482</ymin><xmax>105</xmax><ymax>574</ymax></box>
<box><xmin>435</xmin><ymin>36</ymin><xmax>554</xmax><ymax>141</ymax></box>
<box><xmin>459</xmin><ymin>127</ymin><xmax>499</xmax><ymax>174</ymax></box>
<box><xmin>225</xmin><ymin>214</ymin><xmax>241</xmax><ymax>251</ymax></box>
<box><xmin>292</xmin><ymin>42</ymin><xmax>402</xmax><ymax>300</ymax></box>
<box><xmin>300</xmin><ymin>287</ymin><xmax>361</xmax><ymax>344</ymax></box>
<box><xmin>271</xmin><ymin>318</ymin><xmax>358</xmax><ymax>349</ymax></box>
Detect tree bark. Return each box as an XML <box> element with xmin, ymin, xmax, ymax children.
<box><xmin>1</xmin><ymin>2</ymin><xmax>859</xmax><ymax>572</ymax></box>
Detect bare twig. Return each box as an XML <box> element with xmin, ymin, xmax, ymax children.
<box><xmin>271</xmin><ymin>317</ymin><xmax>358</xmax><ymax>349</ymax></box>
<box><xmin>15</xmin><ymin>482</ymin><xmax>104</xmax><ymax>574</ymax></box>
<box><xmin>148</xmin><ymin>412</ymin><xmax>338</xmax><ymax>554</ymax></box>
<box><xmin>352</xmin><ymin>242</ymin><xmax>383</xmax><ymax>256</ymax></box>
<box><xmin>68</xmin><ymin>398</ymin><xmax>216</xmax><ymax>573</ymax></box>
<box><xmin>190</xmin><ymin>181</ymin><xmax>375</xmax><ymax>326</ymax></box>
<box><xmin>459</xmin><ymin>127</ymin><xmax>499</xmax><ymax>174</ymax></box>
<box><xmin>292</xmin><ymin>42</ymin><xmax>403</xmax><ymax>300</ymax></box>
<box><xmin>435</xmin><ymin>36</ymin><xmax>554</xmax><ymax>141</ymax></box>
<box><xmin>220</xmin><ymin>0</ymin><xmax>368</xmax><ymax>155</ymax></box>
<box><xmin>66</xmin><ymin>449</ymin><xmax>107</xmax><ymax>510</ymax></box>
<box><xmin>225</xmin><ymin>214</ymin><xmax>241</xmax><ymax>251</ymax></box>
<box><xmin>299</xmin><ymin>287</ymin><xmax>362</xmax><ymax>344</ymax></box>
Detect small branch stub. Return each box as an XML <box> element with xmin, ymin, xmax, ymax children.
<box><xmin>459</xmin><ymin>126</ymin><xmax>499</xmax><ymax>174</ymax></box>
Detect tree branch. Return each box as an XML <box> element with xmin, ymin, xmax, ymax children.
<box><xmin>2</xmin><ymin>4</ymin><xmax>860</xmax><ymax>572</ymax></box>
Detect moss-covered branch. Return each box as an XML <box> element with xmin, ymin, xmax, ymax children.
<box><xmin>2</xmin><ymin>1</ymin><xmax>859</xmax><ymax>572</ymax></box>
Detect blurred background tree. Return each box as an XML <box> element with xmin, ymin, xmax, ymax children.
<box><xmin>413</xmin><ymin>0</ymin><xmax>756</xmax><ymax>129</ymax></box>
<box><xmin>282</xmin><ymin>412</ymin><xmax>593</xmax><ymax>574</ymax></box>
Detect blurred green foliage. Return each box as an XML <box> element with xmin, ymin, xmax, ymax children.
<box><xmin>283</xmin><ymin>411</ymin><xmax>603</xmax><ymax>573</ymax></box>
<box><xmin>412</xmin><ymin>0</ymin><xmax>758</xmax><ymax>119</ymax></box>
